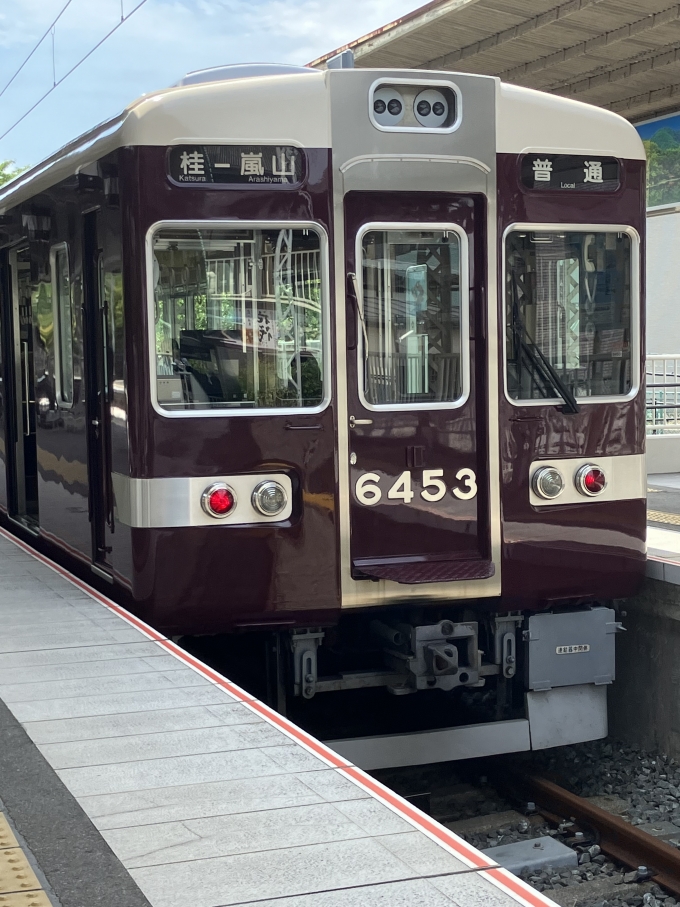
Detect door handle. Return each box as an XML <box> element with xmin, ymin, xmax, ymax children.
<box><xmin>91</xmin><ymin>419</ymin><xmax>100</xmax><ymax>428</ymax></box>
<box><xmin>349</xmin><ymin>415</ymin><xmax>373</xmax><ymax>428</ymax></box>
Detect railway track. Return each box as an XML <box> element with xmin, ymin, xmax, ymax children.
<box><xmin>374</xmin><ymin>759</ymin><xmax>680</xmax><ymax>905</ymax></box>
<box><xmin>511</xmin><ymin>773</ymin><xmax>680</xmax><ymax>899</ymax></box>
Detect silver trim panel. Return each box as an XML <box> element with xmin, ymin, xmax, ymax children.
<box><xmin>340</xmin><ymin>154</ymin><xmax>490</xmax><ymax>176</ymax></box>
<box><xmin>528</xmin><ymin>454</ymin><xmax>645</xmax><ymax>507</ymax></box>
<box><xmin>112</xmin><ymin>472</ymin><xmax>293</xmax><ymax>527</ymax></box>
<box><xmin>329</xmin><ymin>69</ymin><xmax>502</xmax><ymax>609</ymax></box>
<box><xmin>326</xmin><ymin>718</ymin><xmax>530</xmax><ymax>769</ymax></box>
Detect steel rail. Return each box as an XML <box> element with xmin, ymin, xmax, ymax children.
<box><xmin>514</xmin><ymin>774</ymin><xmax>680</xmax><ymax>898</ymax></box>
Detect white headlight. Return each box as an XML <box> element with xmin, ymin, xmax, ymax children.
<box><xmin>252</xmin><ymin>480</ymin><xmax>288</xmax><ymax>517</ymax></box>
<box><xmin>532</xmin><ymin>466</ymin><xmax>565</xmax><ymax>500</ymax></box>
<box><xmin>372</xmin><ymin>87</ymin><xmax>405</xmax><ymax>127</ymax></box>
<box><xmin>413</xmin><ymin>88</ymin><xmax>449</xmax><ymax>128</ymax></box>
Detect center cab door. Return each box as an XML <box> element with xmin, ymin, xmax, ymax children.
<box><xmin>342</xmin><ymin>192</ymin><xmax>493</xmax><ymax>597</ymax></box>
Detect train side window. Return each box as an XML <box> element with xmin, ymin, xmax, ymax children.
<box><xmin>150</xmin><ymin>225</ymin><xmax>327</xmax><ymax>414</ymax></box>
<box><xmin>50</xmin><ymin>243</ymin><xmax>74</xmax><ymax>407</ymax></box>
<box><xmin>505</xmin><ymin>229</ymin><xmax>637</xmax><ymax>403</ymax></box>
<box><xmin>359</xmin><ymin>226</ymin><xmax>468</xmax><ymax>409</ymax></box>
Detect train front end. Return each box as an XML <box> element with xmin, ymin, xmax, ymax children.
<box><xmin>124</xmin><ymin>67</ymin><xmax>645</xmax><ymax>766</ymax></box>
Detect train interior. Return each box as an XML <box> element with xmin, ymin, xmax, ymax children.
<box><xmin>152</xmin><ymin>226</ymin><xmax>324</xmax><ymax>411</ymax></box>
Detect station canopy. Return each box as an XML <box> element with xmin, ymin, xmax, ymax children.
<box><xmin>311</xmin><ymin>0</ymin><xmax>680</xmax><ymax>124</ymax></box>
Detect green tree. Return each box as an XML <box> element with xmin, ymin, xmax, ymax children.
<box><xmin>644</xmin><ymin>137</ymin><xmax>680</xmax><ymax>206</ymax></box>
<box><xmin>0</xmin><ymin>160</ymin><xmax>28</xmax><ymax>187</ymax></box>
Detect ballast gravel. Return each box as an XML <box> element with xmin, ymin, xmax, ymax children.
<box><xmin>377</xmin><ymin>739</ymin><xmax>680</xmax><ymax>907</ymax></box>
<box><xmin>530</xmin><ymin>739</ymin><xmax>680</xmax><ymax>843</ymax></box>
<box><xmin>513</xmin><ymin>740</ymin><xmax>680</xmax><ymax>907</ymax></box>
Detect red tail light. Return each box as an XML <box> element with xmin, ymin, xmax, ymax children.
<box><xmin>201</xmin><ymin>483</ymin><xmax>236</xmax><ymax>518</ymax></box>
<box><xmin>575</xmin><ymin>464</ymin><xmax>606</xmax><ymax>497</ymax></box>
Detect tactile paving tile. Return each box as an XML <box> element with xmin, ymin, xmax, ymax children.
<box><xmin>0</xmin><ymin>818</ymin><xmax>18</xmax><ymax>851</ymax></box>
<box><xmin>0</xmin><ymin>848</ymin><xmax>41</xmax><ymax>896</ymax></box>
<box><xmin>0</xmin><ymin>891</ymin><xmax>53</xmax><ymax>906</ymax></box>
<box><xmin>648</xmin><ymin>509</ymin><xmax>680</xmax><ymax>525</ymax></box>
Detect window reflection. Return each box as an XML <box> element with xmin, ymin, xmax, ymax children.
<box><xmin>51</xmin><ymin>244</ymin><xmax>74</xmax><ymax>407</ymax></box>
<box><xmin>361</xmin><ymin>229</ymin><xmax>464</xmax><ymax>407</ymax></box>
<box><xmin>506</xmin><ymin>231</ymin><xmax>634</xmax><ymax>401</ymax></box>
<box><xmin>152</xmin><ymin>227</ymin><xmax>325</xmax><ymax>412</ymax></box>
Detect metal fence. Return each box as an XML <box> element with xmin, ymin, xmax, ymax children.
<box><xmin>647</xmin><ymin>355</ymin><xmax>680</xmax><ymax>434</ymax></box>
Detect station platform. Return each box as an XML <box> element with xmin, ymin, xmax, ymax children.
<box><xmin>647</xmin><ymin>472</ymin><xmax>680</xmax><ymax>563</ymax></box>
<box><xmin>0</xmin><ymin>528</ymin><xmax>556</xmax><ymax>907</ymax></box>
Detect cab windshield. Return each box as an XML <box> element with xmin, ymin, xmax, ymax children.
<box><xmin>152</xmin><ymin>226</ymin><xmax>325</xmax><ymax>412</ymax></box>
<box><xmin>506</xmin><ymin>230</ymin><xmax>634</xmax><ymax>401</ymax></box>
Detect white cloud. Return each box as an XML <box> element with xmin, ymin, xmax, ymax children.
<box><xmin>0</xmin><ymin>0</ymin><xmax>424</xmax><ymax>167</ymax></box>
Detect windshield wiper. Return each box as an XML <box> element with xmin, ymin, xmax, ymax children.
<box><xmin>519</xmin><ymin>335</ymin><xmax>580</xmax><ymax>414</ymax></box>
<box><xmin>511</xmin><ymin>272</ymin><xmax>580</xmax><ymax>414</ymax></box>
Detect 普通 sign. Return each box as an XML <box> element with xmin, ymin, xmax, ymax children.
<box><xmin>520</xmin><ymin>155</ymin><xmax>619</xmax><ymax>192</ymax></box>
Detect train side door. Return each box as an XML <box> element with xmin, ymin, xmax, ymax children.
<box><xmin>344</xmin><ymin>194</ymin><xmax>491</xmax><ymax>585</ymax></box>
<box><xmin>6</xmin><ymin>246</ymin><xmax>39</xmax><ymax>528</ymax></box>
<box><xmin>83</xmin><ymin>211</ymin><xmax>113</xmax><ymax>576</ymax></box>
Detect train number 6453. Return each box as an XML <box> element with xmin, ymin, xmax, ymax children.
<box><xmin>354</xmin><ymin>469</ymin><xmax>477</xmax><ymax>506</ymax></box>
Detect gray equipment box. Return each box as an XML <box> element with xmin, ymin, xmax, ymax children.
<box><xmin>526</xmin><ymin>608</ymin><xmax>619</xmax><ymax>691</ymax></box>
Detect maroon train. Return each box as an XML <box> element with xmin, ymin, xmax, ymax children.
<box><xmin>0</xmin><ymin>64</ymin><xmax>646</xmax><ymax>765</ymax></box>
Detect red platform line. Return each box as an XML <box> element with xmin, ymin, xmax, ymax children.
<box><xmin>244</xmin><ymin>699</ymin><xmax>350</xmax><ymax>769</ymax></box>
<box><xmin>339</xmin><ymin>764</ymin><xmax>495</xmax><ymax>868</ymax></box>
<box><xmin>157</xmin><ymin>639</ymin><xmax>256</xmax><ymax>701</ymax></box>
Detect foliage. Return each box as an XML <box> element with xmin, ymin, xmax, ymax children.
<box><xmin>0</xmin><ymin>160</ymin><xmax>28</xmax><ymax>188</ymax></box>
<box><xmin>33</xmin><ymin>281</ymin><xmax>54</xmax><ymax>348</ymax></box>
<box><xmin>644</xmin><ymin>133</ymin><xmax>680</xmax><ymax>207</ymax></box>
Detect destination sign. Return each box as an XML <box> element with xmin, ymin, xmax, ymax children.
<box><xmin>167</xmin><ymin>145</ymin><xmax>304</xmax><ymax>186</ymax></box>
<box><xmin>521</xmin><ymin>154</ymin><xmax>620</xmax><ymax>192</ymax></box>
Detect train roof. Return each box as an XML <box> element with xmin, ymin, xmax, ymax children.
<box><xmin>0</xmin><ymin>67</ymin><xmax>644</xmax><ymax>214</ymax></box>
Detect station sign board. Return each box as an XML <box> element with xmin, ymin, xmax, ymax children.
<box><xmin>167</xmin><ymin>145</ymin><xmax>304</xmax><ymax>186</ymax></box>
<box><xmin>520</xmin><ymin>154</ymin><xmax>620</xmax><ymax>192</ymax></box>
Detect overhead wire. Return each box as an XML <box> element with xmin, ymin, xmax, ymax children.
<box><xmin>0</xmin><ymin>0</ymin><xmax>150</xmax><ymax>143</ymax></box>
<box><xmin>0</xmin><ymin>0</ymin><xmax>75</xmax><ymax>100</ymax></box>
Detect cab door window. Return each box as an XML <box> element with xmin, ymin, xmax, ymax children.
<box><xmin>359</xmin><ymin>226</ymin><xmax>468</xmax><ymax>409</ymax></box>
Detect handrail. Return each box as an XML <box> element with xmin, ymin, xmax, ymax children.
<box><xmin>647</xmin><ymin>355</ymin><xmax>680</xmax><ymax>435</ymax></box>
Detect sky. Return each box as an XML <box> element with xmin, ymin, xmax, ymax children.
<box><xmin>0</xmin><ymin>0</ymin><xmax>425</xmax><ymax>169</ymax></box>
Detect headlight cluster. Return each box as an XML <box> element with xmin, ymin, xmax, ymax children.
<box><xmin>200</xmin><ymin>479</ymin><xmax>288</xmax><ymax>519</ymax></box>
<box><xmin>371</xmin><ymin>85</ymin><xmax>454</xmax><ymax>130</ymax></box>
<box><xmin>532</xmin><ymin>464</ymin><xmax>607</xmax><ymax>501</ymax></box>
